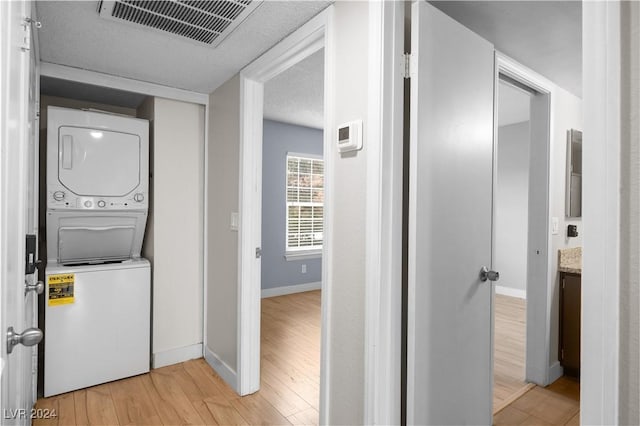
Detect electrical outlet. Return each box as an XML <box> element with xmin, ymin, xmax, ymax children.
<box><xmin>301</xmin><ymin>264</ymin><xmax>307</xmax><ymax>274</ymax></box>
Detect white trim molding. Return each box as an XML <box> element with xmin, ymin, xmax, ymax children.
<box><xmin>204</xmin><ymin>347</ymin><xmax>238</xmax><ymax>393</ymax></box>
<box><xmin>495</xmin><ymin>286</ymin><xmax>527</xmax><ymax>300</ymax></box>
<box><xmin>581</xmin><ymin>2</ymin><xmax>621</xmax><ymax>424</ymax></box>
<box><xmin>152</xmin><ymin>343</ymin><xmax>203</xmax><ymax>369</ymax></box>
<box><xmin>495</xmin><ymin>53</ymin><xmax>553</xmax><ymax>387</ymax></box>
<box><xmin>363</xmin><ymin>1</ymin><xmax>404</xmax><ymax>425</ymax></box>
<box><xmin>284</xmin><ymin>250</ymin><xmax>321</xmax><ymax>261</ymax></box>
<box><xmin>548</xmin><ymin>361</ymin><xmax>563</xmax><ymax>385</ymax></box>
<box><xmin>236</xmin><ymin>7</ymin><xmax>331</xmax><ymax>405</ymax></box>
<box><xmin>261</xmin><ymin>282</ymin><xmax>321</xmax><ymax>299</ymax></box>
<box><xmin>319</xmin><ymin>9</ymin><xmax>335</xmax><ymax>425</ymax></box>
<box><xmin>40</xmin><ymin>62</ymin><xmax>209</xmax><ymax>105</ymax></box>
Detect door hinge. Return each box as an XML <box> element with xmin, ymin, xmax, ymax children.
<box><xmin>562</xmin><ymin>278</ymin><xmax>565</xmax><ymax>289</ymax></box>
<box><xmin>403</xmin><ymin>53</ymin><xmax>411</xmax><ymax>79</ymax></box>
<box><xmin>255</xmin><ymin>247</ymin><xmax>262</xmax><ymax>259</ymax></box>
<box><xmin>19</xmin><ymin>18</ymin><xmax>41</xmax><ymax>52</ymax></box>
<box><xmin>561</xmin><ymin>348</ymin><xmax>564</xmax><ymax>361</ymax></box>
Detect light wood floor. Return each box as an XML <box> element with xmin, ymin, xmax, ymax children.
<box><xmin>495</xmin><ymin>376</ymin><xmax>580</xmax><ymax>425</ymax></box>
<box><xmin>36</xmin><ymin>290</ymin><xmax>570</xmax><ymax>425</ymax></box>
<box><xmin>494</xmin><ymin>294</ymin><xmax>530</xmax><ymax>413</ymax></box>
<box><xmin>35</xmin><ymin>290</ymin><xmax>321</xmax><ymax>426</ymax></box>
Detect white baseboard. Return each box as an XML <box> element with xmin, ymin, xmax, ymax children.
<box><xmin>204</xmin><ymin>346</ymin><xmax>238</xmax><ymax>393</ymax></box>
<box><xmin>548</xmin><ymin>361</ymin><xmax>564</xmax><ymax>385</ymax></box>
<box><xmin>152</xmin><ymin>343</ymin><xmax>203</xmax><ymax>369</ymax></box>
<box><xmin>496</xmin><ymin>285</ymin><xmax>527</xmax><ymax>299</ymax></box>
<box><xmin>261</xmin><ymin>281</ymin><xmax>321</xmax><ymax>298</ymax></box>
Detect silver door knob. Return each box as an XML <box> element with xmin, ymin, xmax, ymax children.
<box><xmin>7</xmin><ymin>327</ymin><xmax>43</xmax><ymax>354</ymax></box>
<box><xmin>480</xmin><ymin>266</ymin><xmax>500</xmax><ymax>282</ymax></box>
<box><xmin>25</xmin><ymin>280</ymin><xmax>44</xmax><ymax>295</ymax></box>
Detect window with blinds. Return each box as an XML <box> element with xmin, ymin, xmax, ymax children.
<box><xmin>286</xmin><ymin>154</ymin><xmax>324</xmax><ymax>252</ymax></box>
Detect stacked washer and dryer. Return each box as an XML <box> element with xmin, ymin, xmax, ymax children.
<box><xmin>44</xmin><ymin>106</ymin><xmax>151</xmax><ymax>397</ymax></box>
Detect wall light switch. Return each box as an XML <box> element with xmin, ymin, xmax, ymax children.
<box><xmin>552</xmin><ymin>217</ymin><xmax>559</xmax><ymax>235</ymax></box>
<box><xmin>230</xmin><ymin>212</ymin><xmax>239</xmax><ymax>231</ymax></box>
<box><xmin>301</xmin><ymin>264</ymin><xmax>307</xmax><ymax>274</ymax></box>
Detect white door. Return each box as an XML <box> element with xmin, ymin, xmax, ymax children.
<box><xmin>407</xmin><ymin>2</ymin><xmax>495</xmax><ymax>424</ymax></box>
<box><xmin>1</xmin><ymin>0</ymin><xmax>41</xmax><ymax>423</ymax></box>
<box><xmin>25</xmin><ymin>0</ymin><xmax>40</xmax><ymax>410</ymax></box>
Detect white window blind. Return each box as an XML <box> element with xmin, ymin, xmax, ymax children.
<box><xmin>286</xmin><ymin>154</ymin><xmax>324</xmax><ymax>252</ymax></box>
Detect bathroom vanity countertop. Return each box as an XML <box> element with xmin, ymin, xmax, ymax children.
<box><xmin>558</xmin><ymin>247</ymin><xmax>582</xmax><ymax>274</ymax></box>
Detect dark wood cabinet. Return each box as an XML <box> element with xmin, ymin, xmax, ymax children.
<box><xmin>559</xmin><ymin>272</ymin><xmax>581</xmax><ymax>377</ymax></box>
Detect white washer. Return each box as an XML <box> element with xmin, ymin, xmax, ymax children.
<box><xmin>44</xmin><ymin>260</ymin><xmax>150</xmax><ymax>397</ymax></box>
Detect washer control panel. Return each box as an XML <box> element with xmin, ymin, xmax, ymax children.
<box><xmin>48</xmin><ymin>191</ymin><xmax>147</xmax><ymax>210</ymax></box>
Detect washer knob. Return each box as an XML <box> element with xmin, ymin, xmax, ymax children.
<box><xmin>84</xmin><ymin>200</ymin><xmax>92</xmax><ymax>208</ymax></box>
<box><xmin>97</xmin><ymin>200</ymin><xmax>106</xmax><ymax>208</ymax></box>
<box><xmin>134</xmin><ymin>193</ymin><xmax>144</xmax><ymax>202</ymax></box>
<box><xmin>53</xmin><ymin>191</ymin><xmax>65</xmax><ymax>201</ymax></box>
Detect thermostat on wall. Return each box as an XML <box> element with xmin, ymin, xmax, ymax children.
<box><xmin>337</xmin><ymin>120</ymin><xmax>363</xmax><ymax>153</ymax></box>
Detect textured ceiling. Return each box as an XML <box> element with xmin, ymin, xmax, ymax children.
<box><xmin>430</xmin><ymin>1</ymin><xmax>582</xmax><ymax>97</ymax></box>
<box><xmin>35</xmin><ymin>1</ymin><xmax>331</xmax><ymax>94</ymax></box>
<box><xmin>264</xmin><ymin>49</ymin><xmax>324</xmax><ymax>129</ymax></box>
<box><xmin>498</xmin><ymin>81</ymin><xmax>530</xmax><ymax>127</ymax></box>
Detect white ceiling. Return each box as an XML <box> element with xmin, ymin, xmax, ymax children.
<box><xmin>264</xmin><ymin>49</ymin><xmax>324</xmax><ymax>129</ymax></box>
<box><xmin>261</xmin><ymin>1</ymin><xmax>580</xmax><ymax>130</ymax></box>
<box><xmin>35</xmin><ymin>1</ymin><xmax>580</xmax><ymax>129</ymax></box>
<box><xmin>430</xmin><ymin>1</ymin><xmax>582</xmax><ymax>97</ymax></box>
<box><xmin>36</xmin><ymin>1</ymin><xmax>331</xmax><ymax>94</ymax></box>
<box><xmin>498</xmin><ymin>81</ymin><xmax>530</xmax><ymax>127</ymax></box>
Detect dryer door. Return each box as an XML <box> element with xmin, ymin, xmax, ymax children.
<box><xmin>58</xmin><ymin>127</ymin><xmax>141</xmax><ymax>197</ymax></box>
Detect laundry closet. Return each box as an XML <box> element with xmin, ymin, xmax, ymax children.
<box><xmin>37</xmin><ymin>79</ymin><xmax>205</xmax><ymax>397</ymax></box>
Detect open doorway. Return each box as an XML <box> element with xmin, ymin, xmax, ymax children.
<box><xmin>258</xmin><ymin>48</ymin><xmax>325</xmax><ymax>424</ymax></box>
<box><xmin>493</xmin><ymin>77</ymin><xmax>534</xmax><ymax>412</ymax></box>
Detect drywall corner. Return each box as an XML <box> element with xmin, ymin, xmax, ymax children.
<box><xmin>206</xmin><ymin>74</ymin><xmax>241</xmax><ymax>375</ymax></box>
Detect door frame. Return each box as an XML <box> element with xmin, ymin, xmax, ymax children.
<box><xmin>495</xmin><ymin>53</ymin><xmax>555</xmax><ymax>387</ymax></box>
<box><xmin>237</xmin><ymin>3</ymin><xmax>404</xmax><ymax>423</ymax></box>
<box><xmin>236</xmin><ymin>5</ymin><xmax>330</xmax><ymax>401</ymax></box>
<box><xmin>581</xmin><ymin>1</ymin><xmax>621</xmax><ymax>423</ymax></box>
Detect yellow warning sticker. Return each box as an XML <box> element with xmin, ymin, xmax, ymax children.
<box><xmin>48</xmin><ymin>274</ymin><xmax>75</xmax><ymax>306</ymax></box>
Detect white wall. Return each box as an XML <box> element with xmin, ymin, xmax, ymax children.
<box><xmin>324</xmin><ymin>2</ymin><xmax>370</xmax><ymax>424</ymax></box>
<box><xmin>495</xmin><ymin>121</ymin><xmax>530</xmax><ymax>295</ymax></box>
<box><xmin>138</xmin><ymin>97</ymin><xmax>205</xmax><ymax>366</ymax></box>
<box><xmin>206</xmin><ymin>75</ymin><xmax>240</xmax><ymax>377</ymax></box>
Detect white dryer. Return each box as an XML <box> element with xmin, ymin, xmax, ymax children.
<box><xmin>44</xmin><ymin>107</ymin><xmax>151</xmax><ymax>396</ymax></box>
<box><xmin>46</xmin><ymin>107</ymin><xmax>149</xmax><ymax>264</ymax></box>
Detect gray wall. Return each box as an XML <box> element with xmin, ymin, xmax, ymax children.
<box><xmin>261</xmin><ymin>120</ymin><xmax>322</xmax><ymax>290</ymax></box>
<box><xmin>495</xmin><ymin>121</ymin><xmax>530</xmax><ymax>293</ymax></box>
<box><xmin>207</xmin><ymin>75</ymin><xmax>240</xmax><ymax>372</ymax></box>
<box><xmin>620</xmin><ymin>2</ymin><xmax>640</xmax><ymax>422</ymax></box>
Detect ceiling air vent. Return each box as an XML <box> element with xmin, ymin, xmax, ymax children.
<box><xmin>98</xmin><ymin>0</ymin><xmax>261</xmax><ymax>47</ymax></box>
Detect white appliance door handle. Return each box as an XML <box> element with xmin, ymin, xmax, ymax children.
<box><xmin>60</xmin><ymin>225</ymin><xmax>135</xmax><ymax>232</ymax></box>
<box><xmin>62</xmin><ymin>135</ymin><xmax>73</xmax><ymax>169</ymax></box>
